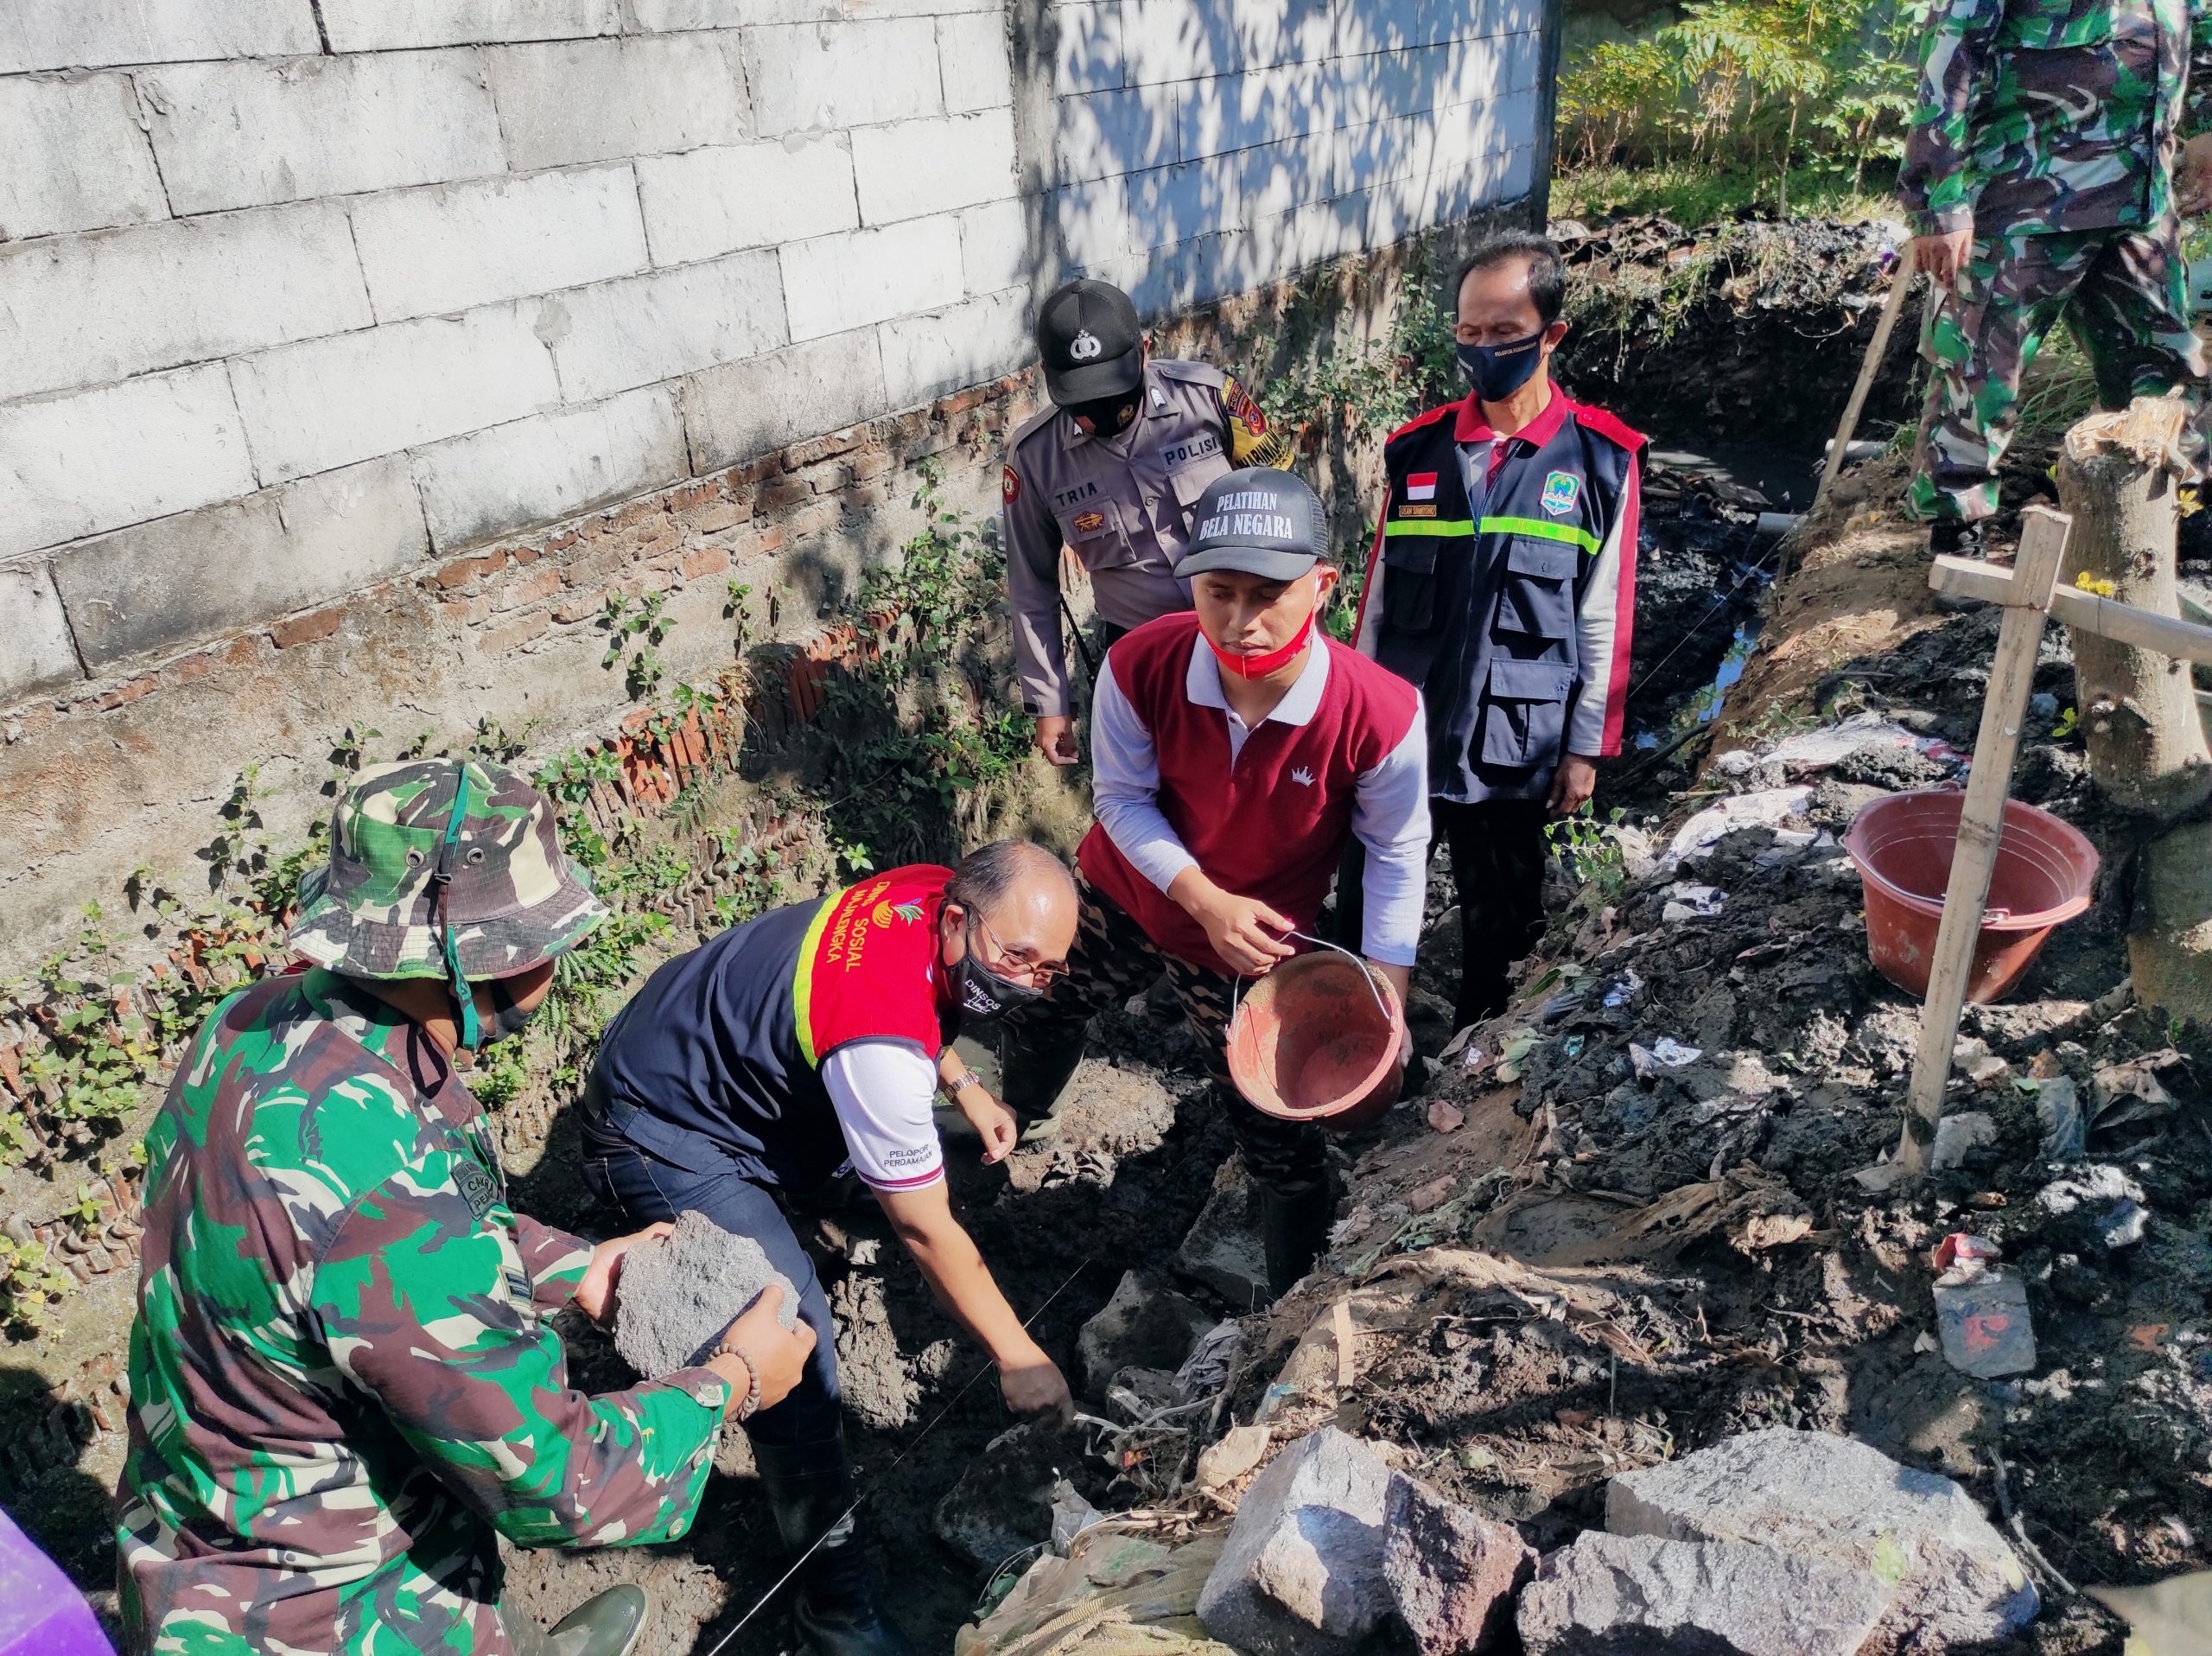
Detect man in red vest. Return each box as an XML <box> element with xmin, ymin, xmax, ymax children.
<box><xmin>1354</xmin><ymin>230</ymin><xmax>1642</xmax><ymax>1029</ymax></box>
<box><xmin>1001</xmin><ymin>468</ymin><xmax>1432</xmax><ymax>1296</ymax></box>
<box><xmin>582</xmin><ymin>841</ymin><xmax>1078</xmax><ymax>1656</ymax></box>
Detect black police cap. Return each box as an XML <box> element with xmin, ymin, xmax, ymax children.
<box><xmin>1036</xmin><ymin>278</ymin><xmax>1143</xmax><ymax>405</ymax></box>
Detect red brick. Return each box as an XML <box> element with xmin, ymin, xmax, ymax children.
<box><xmin>429</xmin><ymin>549</ymin><xmax>509</xmax><ymax>590</ymax></box>
<box><xmin>479</xmin><ymin>612</ymin><xmax>552</xmax><ymax>657</ymax></box>
<box><xmin>613</xmin><ymin>499</ymin><xmax>665</xmax><ymax>532</ymax></box>
<box><xmin>758</xmin><ymin>476</ymin><xmax>811</xmax><ymax>514</ymax></box>
<box><xmin>553</xmin><ymin>595</ymin><xmax>601</xmax><ymax>625</ymax></box>
<box><xmin>498</xmin><ymin>568</ymin><xmax>563</xmax><ymax>611</ymax></box>
<box><xmin>222</xmin><ymin>635</ymin><xmax>261</xmax><ymax>666</ymax></box>
<box><xmin>686</xmin><ymin>500</ymin><xmax>749</xmax><ymax>535</ymax></box>
<box><xmin>163</xmin><ymin>650</ymin><xmax>220</xmax><ymax>687</ymax></box>
<box><xmin>784</xmin><ymin>429</ymin><xmax>862</xmax><ymax>468</ymax></box>
<box><xmin>942</xmin><ymin>385</ymin><xmax>989</xmax><ymax>416</ymax></box>
<box><xmin>270</xmin><ymin>608</ymin><xmax>342</xmax><ymax>649</ymax></box>
<box><xmin>626</xmin><ymin>525</ymin><xmax>682</xmax><ymax>559</ymax></box>
<box><xmin>98</xmin><ymin>673</ymin><xmax>159</xmax><ymax>710</ymax></box>
<box><xmin>510</xmin><ymin>544</ymin><xmax>542</xmax><ymax>566</ymax></box>
<box><xmin>673</xmin><ymin>481</ymin><xmax>721</xmax><ymax>510</ymax></box>
<box><xmin>754</xmin><ymin>525</ymin><xmax>788</xmax><ymax>557</ymax></box>
<box><xmin>681</xmin><ymin>544</ymin><xmax>731</xmax><ymax>579</ymax></box>
<box><xmin>785</xmin><ymin>500</ymin><xmax>841</xmax><ymax>542</ymax></box>
<box><xmin>546</xmin><ymin>530</ymin><xmax>581</xmax><ymax>554</ymax></box>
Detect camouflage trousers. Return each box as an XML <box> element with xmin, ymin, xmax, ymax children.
<box><xmin>1910</xmin><ymin>213</ymin><xmax>2209</xmax><ymax>521</ymax></box>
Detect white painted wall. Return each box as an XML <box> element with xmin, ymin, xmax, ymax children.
<box><xmin>0</xmin><ymin>0</ymin><xmax>1546</xmax><ymax>705</ymax></box>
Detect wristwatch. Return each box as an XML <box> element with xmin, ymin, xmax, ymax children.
<box><xmin>938</xmin><ymin>1066</ymin><xmax>983</xmax><ymax>1098</ymax></box>
<box><xmin>711</xmin><ymin>1333</ymin><xmax>761</xmax><ymax>1422</ymax></box>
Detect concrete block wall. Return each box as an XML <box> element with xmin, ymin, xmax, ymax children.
<box><xmin>0</xmin><ymin>0</ymin><xmax>1549</xmax><ymax>973</ymax></box>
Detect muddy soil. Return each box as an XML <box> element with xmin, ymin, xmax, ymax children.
<box><xmin>497</xmin><ymin>1013</ymin><xmax>1241</xmax><ymax>1655</ymax></box>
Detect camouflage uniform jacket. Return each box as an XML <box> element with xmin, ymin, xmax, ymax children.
<box><xmin>1901</xmin><ymin>0</ymin><xmax>2212</xmax><ymax>237</ymax></box>
<box><xmin>115</xmin><ymin>970</ymin><xmax>728</xmax><ymax>1655</ymax></box>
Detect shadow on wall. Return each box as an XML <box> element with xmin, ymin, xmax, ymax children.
<box><xmin>1016</xmin><ymin>0</ymin><xmax>1553</xmax><ymax>322</ymax></box>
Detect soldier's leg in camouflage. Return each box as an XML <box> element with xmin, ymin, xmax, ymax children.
<box><xmin>507</xmin><ymin>1585</ymin><xmax>653</xmax><ymax>1656</ymax></box>
<box><xmin>2067</xmin><ymin>213</ymin><xmax>2212</xmax><ymax>475</ymax></box>
<box><xmin>997</xmin><ymin>880</ymin><xmax>1151</xmax><ymax>1135</ymax></box>
<box><xmin>1910</xmin><ymin>227</ymin><xmax>2086</xmax><ymax>544</ymax></box>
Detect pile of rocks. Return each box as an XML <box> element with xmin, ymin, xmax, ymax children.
<box><xmin>1189</xmin><ymin>1427</ymin><xmax>2035</xmax><ymax>1656</ymax></box>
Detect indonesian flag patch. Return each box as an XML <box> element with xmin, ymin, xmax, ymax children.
<box><xmin>1406</xmin><ymin>472</ymin><xmax>1438</xmax><ymax>502</ymax></box>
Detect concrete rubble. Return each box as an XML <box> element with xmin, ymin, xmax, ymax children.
<box><xmin>1382</xmin><ymin>1473</ymin><xmax>1535</xmax><ymax>1656</ymax></box>
<box><xmin>1196</xmin><ymin>1427</ymin><xmax>1396</xmax><ymax>1656</ymax></box>
<box><xmin>1516</xmin><ymin>1531</ymin><xmax>1893</xmax><ymax>1655</ymax></box>
<box><xmin>610</xmin><ymin>1208</ymin><xmax>799</xmax><ymax>1379</ymax></box>
<box><xmin>1175</xmin><ymin>1158</ymin><xmax>1271</xmax><ymax>1310</ymax></box>
<box><xmin>1606</xmin><ymin>1429</ymin><xmax>2039</xmax><ymax>1646</ymax></box>
<box><xmin>1076</xmin><ymin>1269</ymin><xmax>1217</xmax><ymax>1400</ymax></box>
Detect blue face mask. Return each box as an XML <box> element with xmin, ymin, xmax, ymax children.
<box><xmin>1458</xmin><ymin>331</ymin><xmax>1546</xmax><ymax>403</ymax></box>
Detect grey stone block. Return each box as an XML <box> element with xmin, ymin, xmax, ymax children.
<box><xmin>1175</xmin><ymin>1156</ymin><xmax>1268</xmax><ymax>1309</ymax></box>
<box><xmin>1075</xmin><ymin>1269</ymin><xmax>1215</xmax><ymax>1400</ymax></box>
<box><xmin>1605</xmin><ymin>1429</ymin><xmax>2037</xmax><ymax>1647</ymax></box>
<box><xmin>613</xmin><ymin>1209</ymin><xmax>800</xmax><ymax>1379</ymax></box>
<box><xmin>1383</xmin><ymin>1473</ymin><xmax>1535</xmax><ymax>1654</ymax></box>
<box><xmin>1196</xmin><ymin>1426</ymin><xmax>1395</xmax><ymax>1656</ymax></box>
<box><xmin>1518</xmin><ymin>1532</ymin><xmax>1893</xmax><ymax>1656</ymax></box>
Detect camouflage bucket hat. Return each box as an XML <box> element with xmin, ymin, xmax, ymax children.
<box><xmin>289</xmin><ymin>758</ymin><xmax>607</xmax><ymax>981</ymax></box>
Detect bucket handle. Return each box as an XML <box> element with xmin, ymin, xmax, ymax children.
<box><xmin>1228</xmin><ymin>928</ymin><xmax>1396</xmax><ymax>1030</ymax></box>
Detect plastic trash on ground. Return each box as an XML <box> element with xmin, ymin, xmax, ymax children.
<box><xmin>0</xmin><ymin>1508</ymin><xmax>113</xmax><ymax>1656</ymax></box>
<box><xmin>957</xmin><ymin>1523</ymin><xmax>1236</xmax><ymax>1656</ymax></box>
<box><xmin>1932</xmin><ymin>1240</ymin><xmax>2037</xmax><ymax>1379</ymax></box>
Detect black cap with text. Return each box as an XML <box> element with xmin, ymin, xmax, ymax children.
<box><xmin>1173</xmin><ymin>468</ymin><xmax>1326</xmax><ymax>582</ymax></box>
<box><xmin>1035</xmin><ymin>278</ymin><xmax>1143</xmax><ymax>404</ymax></box>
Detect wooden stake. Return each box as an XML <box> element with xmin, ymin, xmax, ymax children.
<box><xmin>1902</xmin><ymin>506</ymin><xmax>2071</xmax><ymax>1148</ymax></box>
<box><xmin>1812</xmin><ymin>272</ymin><xmax>1915</xmax><ymax>513</ymax></box>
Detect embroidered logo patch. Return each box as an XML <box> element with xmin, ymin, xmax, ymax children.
<box><xmin>454</xmin><ymin>1160</ymin><xmax>501</xmax><ymax>1221</ymax></box>
<box><xmin>1073</xmin><ymin>511</ymin><xmax>1106</xmax><ymax>533</ymax></box>
<box><xmin>1001</xmin><ymin>465</ymin><xmax>1020</xmax><ymax>503</ymax></box>
<box><xmin>1070</xmin><ymin>329</ymin><xmax>1103</xmax><ymax>360</ymax></box>
<box><xmin>1288</xmin><ymin>766</ymin><xmax>1315</xmax><ymax>787</ymax></box>
<box><xmin>1541</xmin><ymin>471</ymin><xmax>1580</xmax><ymax>517</ymax></box>
<box><xmin>1406</xmin><ymin>471</ymin><xmax>1439</xmax><ymax>502</ymax></box>
<box><xmin>1395</xmin><ymin>503</ymin><xmax>1438</xmax><ymax>519</ymax></box>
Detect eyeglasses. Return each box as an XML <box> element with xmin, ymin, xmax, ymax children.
<box><xmin>969</xmin><ymin>909</ymin><xmax>1069</xmax><ymax>986</ymax></box>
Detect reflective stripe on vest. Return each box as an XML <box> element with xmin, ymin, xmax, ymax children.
<box><xmin>1381</xmin><ymin>518</ymin><xmax>1475</xmax><ymax>538</ymax></box>
<box><xmin>1478</xmin><ymin>515</ymin><xmax>1601</xmax><ymax>554</ymax></box>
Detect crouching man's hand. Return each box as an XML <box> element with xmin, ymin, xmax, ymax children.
<box><xmin>1001</xmin><ymin>1344</ymin><xmax>1075</xmax><ymax>1425</ymax></box>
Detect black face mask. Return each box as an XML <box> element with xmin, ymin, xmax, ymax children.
<box><xmin>953</xmin><ymin>922</ymin><xmax>1046</xmax><ymax>1022</ymax></box>
<box><xmin>479</xmin><ymin>976</ymin><xmax>538</xmax><ymax>1045</ymax></box>
<box><xmin>1458</xmin><ymin>331</ymin><xmax>1547</xmax><ymax>403</ymax></box>
<box><xmin>1067</xmin><ymin>394</ymin><xmax>1140</xmax><ymax>438</ymax></box>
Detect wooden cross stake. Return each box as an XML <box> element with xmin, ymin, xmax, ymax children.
<box><xmin>1901</xmin><ymin>507</ymin><xmax>2071</xmax><ymax>1155</ymax></box>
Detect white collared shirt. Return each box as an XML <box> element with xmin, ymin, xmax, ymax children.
<box><xmin>1089</xmin><ymin>633</ymin><xmax>1432</xmax><ymax>966</ymax></box>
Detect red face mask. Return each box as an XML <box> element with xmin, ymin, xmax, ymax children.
<box><xmin>1208</xmin><ymin>608</ymin><xmax>1315</xmax><ymax>680</ymax></box>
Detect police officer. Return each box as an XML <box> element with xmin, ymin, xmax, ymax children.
<box><xmin>115</xmin><ymin>759</ymin><xmax>816</xmax><ymax>1656</ymax></box>
<box><xmin>580</xmin><ymin>841</ymin><xmax>1079</xmax><ymax>1656</ymax></box>
<box><xmin>1901</xmin><ymin>0</ymin><xmax>2212</xmax><ymax>551</ymax></box>
<box><xmin>1353</xmin><ymin>231</ymin><xmax>1642</xmax><ymax>1031</ymax></box>
<box><xmin>1003</xmin><ymin>277</ymin><xmax>1294</xmax><ymax>765</ymax></box>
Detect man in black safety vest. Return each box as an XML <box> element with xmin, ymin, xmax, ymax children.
<box><xmin>1351</xmin><ymin>230</ymin><xmax>1643</xmax><ymax>1030</ymax></box>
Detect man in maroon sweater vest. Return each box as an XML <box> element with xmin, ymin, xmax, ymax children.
<box><xmin>1000</xmin><ymin>468</ymin><xmax>1432</xmax><ymax>1296</ymax></box>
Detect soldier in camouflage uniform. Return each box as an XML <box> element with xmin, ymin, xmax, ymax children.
<box><xmin>1901</xmin><ymin>0</ymin><xmax>2212</xmax><ymax>547</ymax></box>
<box><xmin>114</xmin><ymin>758</ymin><xmax>815</xmax><ymax>1656</ymax></box>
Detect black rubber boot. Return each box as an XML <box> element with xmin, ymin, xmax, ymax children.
<box><xmin>753</xmin><ymin>1436</ymin><xmax>917</xmax><ymax>1656</ymax></box>
<box><xmin>505</xmin><ymin>1585</ymin><xmax>652</xmax><ymax>1656</ymax></box>
<box><xmin>1929</xmin><ymin>519</ymin><xmax>1986</xmax><ymax>559</ymax></box>
<box><xmin>997</xmin><ymin>1022</ymin><xmax>1090</xmax><ymax>1137</ymax></box>
<box><xmin>1259</xmin><ymin>1181</ymin><xmax>1338</xmax><ymax>1299</ymax></box>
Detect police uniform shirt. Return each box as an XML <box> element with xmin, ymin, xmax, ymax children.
<box><xmin>1001</xmin><ymin>359</ymin><xmax>1288</xmax><ymax>718</ymax></box>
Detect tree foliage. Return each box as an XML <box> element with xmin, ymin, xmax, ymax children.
<box><xmin>1559</xmin><ymin>0</ymin><xmax>1933</xmax><ymax>213</ymax></box>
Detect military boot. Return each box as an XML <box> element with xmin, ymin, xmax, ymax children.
<box><xmin>1929</xmin><ymin>519</ymin><xmax>1986</xmax><ymax>559</ymax></box>
<box><xmin>505</xmin><ymin>1585</ymin><xmax>652</xmax><ymax>1656</ymax></box>
<box><xmin>753</xmin><ymin>1436</ymin><xmax>917</xmax><ymax>1656</ymax></box>
<box><xmin>998</xmin><ymin>1022</ymin><xmax>1090</xmax><ymax>1140</ymax></box>
<box><xmin>1259</xmin><ymin>1181</ymin><xmax>1338</xmax><ymax>1299</ymax></box>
